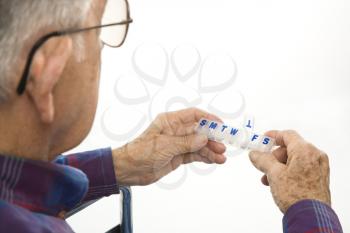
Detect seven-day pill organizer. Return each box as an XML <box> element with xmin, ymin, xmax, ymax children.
<box><xmin>196</xmin><ymin>118</ymin><xmax>276</xmax><ymax>152</ymax></box>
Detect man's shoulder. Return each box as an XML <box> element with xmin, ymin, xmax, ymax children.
<box><xmin>0</xmin><ymin>199</ymin><xmax>29</xmax><ymax>214</ymax></box>
<box><xmin>0</xmin><ymin>200</ymin><xmax>42</xmax><ymax>232</ymax></box>
<box><xmin>0</xmin><ymin>200</ymin><xmax>68</xmax><ymax>233</ymax></box>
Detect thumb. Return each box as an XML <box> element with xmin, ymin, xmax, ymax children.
<box><xmin>165</xmin><ymin>134</ymin><xmax>208</xmax><ymax>155</ymax></box>
<box><xmin>249</xmin><ymin>151</ymin><xmax>283</xmax><ymax>175</ymax></box>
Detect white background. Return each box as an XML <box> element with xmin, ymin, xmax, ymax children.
<box><xmin>68</xmin><ymin>0</ymin><xmax>350</xmax><ymax>232</ymax></box>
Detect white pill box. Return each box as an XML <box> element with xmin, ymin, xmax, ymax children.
<box><xmin>196</xmin><ymin>118</ymin><xmax>275</xmax><ymax>152</ymax></box>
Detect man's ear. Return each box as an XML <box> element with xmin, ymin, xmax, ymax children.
<box><xmin>26</xmin><ymin>37</ymin><xmax>73</xmax><ymax>124</ymax></box>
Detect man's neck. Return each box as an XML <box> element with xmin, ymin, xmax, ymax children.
<box><xmin>0</xmin><ymin>103</ymin><xmax>51</xmax><ymax>161</ymax></box>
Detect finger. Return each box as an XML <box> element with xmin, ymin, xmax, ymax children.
<box><xmin>249</xmin><ymin>150</ymin><xmax>284</xmax><ymax>174</ymax></box>
<box><xmin>174</xmin><ymin>152</ymin><xmax>218</xmax><ymax>168</ymax></box>
<box><xmin>164</xmin><ymin>134</ymin><xmax>208</xmax><ymax>155</ymax></box>
<box><xmin>272</xmin><ymin>146</ymin><xmax>288</xmax><ymax>164</ymax></box>
<box><xmin>158</xmin><ymin>108</ymin><xmax>223</xmax><ymax>136</ymax></box>
<box><xmin>265</xmin><ymin>130</ymin><xmax>305</xmax><ymax>147</ymax></box>
<box><xmin>215</xmin><ymin>154</ymin><xmax>227</xmax><ymax>164</ymax></box>
<box><xmin>199</xmin><ymin>147</ymin><xmax>226</xmax><ymax>164</ymax></box>
<box><xmin>207</xmin><ymin>141</ymin><xmax>226</xmax><ymax>154</ymax></box>
<box><xmin>201</xmin><ymin>156</ymin><xmax>213</xmax><ymax>164</ymax></box>
<box><xmin>167</xmin><ymin>124</ymin><xmax>227</xmax><ymax>154</ymax></box>
<box><xmin>162</xmin><ymin>122</ymin><xmax>197</xmax><ymax>136</ymax></box>
<box><xmin>260</xmin><ymin>146</ymin><xmax>287</xmax><ymax>186</ymax></box>
<box><xmin>182</xmin><ymin>153</ymin><xmax>211</xmax><ymax>164</ymax></box>
<box><xmin>146</xmin><ymin>156</ymin><xmax>184</xmax><ymax>184</ymax></box>
<box><xmin>152</xmin><ymin>152</ymin><xmax>217</xmax><ymax>184</ymax></box>
<box><xmin>153</xmin><ymin>153</ymin><xmax>208</xmax><ymax>182</ymax></box>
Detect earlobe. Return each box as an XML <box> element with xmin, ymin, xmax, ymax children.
<box><xmin>35</xmin><ymin>92</ymin><xmax>55</xmax><ymax>124</ymax></box>
<box><xmin>27</xmin><ymin>37</ymin><xmax>73</xmax><ymax>124</ymax></box>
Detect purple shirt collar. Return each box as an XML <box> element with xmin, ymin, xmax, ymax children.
<box><xmin>0</xmin><ymin>153</ymin><xmax>88</xmax><ymax>216</ymax></box>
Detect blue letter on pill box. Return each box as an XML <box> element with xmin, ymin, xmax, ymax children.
<box><xmin>209</xmin><ymin>122</ymin><xmax>218</xmax><ymax>129</ymax></box>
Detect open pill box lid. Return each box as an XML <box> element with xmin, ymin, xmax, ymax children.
<box><xmin>196</xmin><ymin>118</ymin><xmax>275</xmax><ymax>153</ymax></box>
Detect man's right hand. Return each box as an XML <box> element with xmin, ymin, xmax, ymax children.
<box><xmin>112</xmin><ymin>108</ymin><xmax>226</xmax><ymax>186</ymax></box>
<box><xmin>249</xmin><ymin>130</ymin><xmax>331</xmax><ymax>213</ymax></box>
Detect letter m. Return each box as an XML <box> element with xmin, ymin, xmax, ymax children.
<box><xmin>209</xmin><ymin>122</ymin><xmax>218</xmax><ymax>129</ymax></box>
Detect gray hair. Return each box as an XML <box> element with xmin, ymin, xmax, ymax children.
<box><xmin>0</xmin><ymin>0</ymin><xmax>92</xmax><ymax>103</ymax></box>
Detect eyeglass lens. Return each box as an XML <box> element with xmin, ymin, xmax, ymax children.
<box><xmin>100</xmin><ymin>0</ymin><xmax>129</xmax><ymax>47</ymax></box>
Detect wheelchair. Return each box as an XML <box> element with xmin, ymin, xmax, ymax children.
<box><xmin>66</xmin><ymin>186</ymin><xmax>133</xmax><ymax>233</ymax></box>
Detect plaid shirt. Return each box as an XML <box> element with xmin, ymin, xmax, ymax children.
<box><xmin>0</xmin><ymin>148</ymin><xmax>343</xmax><ymax>233</ymax></box>
<box><xmin>0</xmin><ymin>148</ymin><xmax>119</xmax><ymax>233</ymax></box>
<box><xmin>283</xmin><ymin>199</ymin><xmax>343</xmax><ymax>233</ymax></box>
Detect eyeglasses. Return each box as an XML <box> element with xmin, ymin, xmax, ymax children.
<box><xmin>16</xmin><ymin>0</ymin><xmax>133</xmax><ymax>95</ymax></box>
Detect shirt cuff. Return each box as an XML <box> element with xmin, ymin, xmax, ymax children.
<box><xmin>57</xmin><ymin>148</ymin><xmax>120</xmax><ymax>202</ymax></box>
<box><xmin>283</xmin><ymin>199</ymin><xmax>343</xmax><ymax>233</ymax></box>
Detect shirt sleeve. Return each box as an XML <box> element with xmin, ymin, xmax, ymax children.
<box><xmin>53</xmin><ymin>148</ymin><xmax>120</xmax><ymax>203</ymax></box>
<box><xmin>283</xmin><ymin>199</ymin><xmax>343</xmax><ymax>233</ymax></box>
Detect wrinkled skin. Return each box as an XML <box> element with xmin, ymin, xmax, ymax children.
<box><xmin>249</xmin><ymin>130</ymin><xmax>331</xmax><ymax>213</ymax></box>
<box><xmin>113</xmin><ymin>108</ymin><xmax>227</xmax><ymax>186</ymax></box>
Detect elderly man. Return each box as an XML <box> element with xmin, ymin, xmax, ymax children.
<box><xmin>0</xmin><ymin>0</ymin><xmax>343</xmax><ymax>233</ymax></box>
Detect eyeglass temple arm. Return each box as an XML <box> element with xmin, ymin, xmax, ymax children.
<box><xmin>17</xmin><ymin>19</ymin><xmax>133</xmax><ymax>95</ymax></box>
<box><xmin>17</xmin><ymin>31</ymin><xmax>63</xmax><ymax>95</ymax></box>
